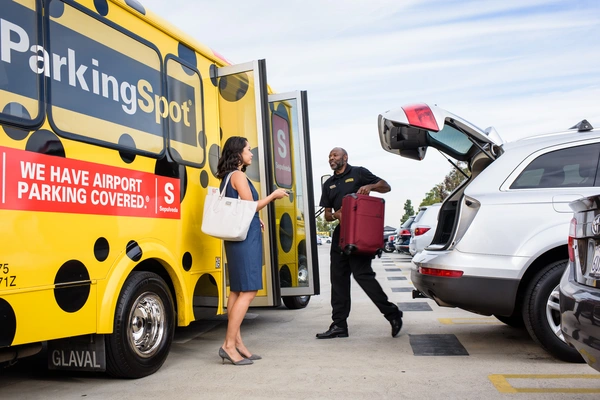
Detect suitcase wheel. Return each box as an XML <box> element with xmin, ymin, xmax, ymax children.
<box><xmin>343</xmin><ymin>245</ymin><xmax>356</xmax><ymax>255</ymax></box>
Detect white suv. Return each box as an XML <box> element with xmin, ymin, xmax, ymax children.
<box><xmin>409</xmin><ymin>204</ymin><xmax>441</xmax><ymax>256</ymax></box>
<box><xmin>378</xmin><ymin>103</ymin><xmax>598</xmax><ymax>363</ymax></box>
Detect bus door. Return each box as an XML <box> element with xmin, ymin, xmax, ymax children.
<box><xmin>212</xmin><ymin>60</ymin><xmax>279</xmax><ymax>307</ymax></box>
<box><xmin>268</xmin><ymin>91</ymin><xmax>320</xmax><ymax>309</ymax></box>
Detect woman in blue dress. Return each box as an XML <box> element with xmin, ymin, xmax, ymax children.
<box><xmin>216</xmin><ymin>136</ymin><xmax>289</xmax><ymax>365</ymax></box>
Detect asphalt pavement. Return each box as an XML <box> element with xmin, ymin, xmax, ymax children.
<box><xmin>1</xmin><ymin>245</ymin><xmax>599</xmax><ymax>399</ymax></box>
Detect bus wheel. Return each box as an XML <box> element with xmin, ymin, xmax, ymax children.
<box><xmin>106</xmin><ymin>271</ymin><xmax>175</xmax><ymax>378</ymax></box>
<box><xmin>282</xmin><ymin>295</ymin><xmax>311</xmax><ymax>309</ymax></box>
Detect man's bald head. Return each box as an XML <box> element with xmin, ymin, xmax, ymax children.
<box><xmin>328</xmin><ymin>147</ymin><xmax>348</xmax><ymax>173</ymax></box>
<box><xmin>331</xmin><ymin>147</ymin><xmax>348</xmax><ymax>157</ymax></box>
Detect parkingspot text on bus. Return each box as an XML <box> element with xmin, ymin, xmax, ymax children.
<box><xmin>0</xmin><ymin>0</ymin><xmax>318</xmax><ymax>380</ymax></box>
<box><xmin>1</xmin><ymin>1</ymin><xmax>196</xmax><ymax>143</ymax></box>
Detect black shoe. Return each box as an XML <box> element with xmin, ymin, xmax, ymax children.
<box><xmin>390</xmin><ymin>312</ymin><xmax>403</xmax><ymax>338</ymax></box>
<box><xmin>316</xmin><ymin>325</ymin><xmax>349</xmax><ymax>339</ymax></box>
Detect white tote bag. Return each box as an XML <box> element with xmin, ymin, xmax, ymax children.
<box><xmin>201</xmin><ymin>172</ymin><xmax>258</xmax><ymax>241</ymax></box>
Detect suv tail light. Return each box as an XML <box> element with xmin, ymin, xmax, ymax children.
<box><xmin>419</xmin><ymin>267</ymin><xmax>463</xmax><ymax>278</ymax></box>
<box><xmin>402</xmin><ymin>104</ymin><xmax>440</xmax><ymax>131</ymax></box>
<box><xmin>400</xmin><ymin>229</ymin><xmax>410</xmax><ymax>235</ymax></box>
<box><xmin>568</xmin><ymin>217</ymin><xmax>576</xmax><ymax>262</ymax></box>
<box><xmin>414</xmin><ymin>227</ymin><xmax>430</xmax><ymax>236</ymax></box>
<box><xmin>389</xmin><ymin>235</ymin><xmax>395</xmax><ymax>242</ymax></box>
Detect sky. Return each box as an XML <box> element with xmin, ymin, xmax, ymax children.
<box><xmin>141</xmin><ymin>0</ymin><xmax>600</xmax><ymax>227</ymax></box>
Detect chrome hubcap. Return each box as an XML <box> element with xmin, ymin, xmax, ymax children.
<box><xmin>128</xmin><ymin>292</ymin><xmax>165</xmax><ymax>358</ymax></box>
<box><xmin>298</xmin><ymin>265</ymin><xmax>308</xmax><ymax>285</ymax></box>
<box><xmin>546</xmin><ymin>284</ymin><xmax>565</xmax><ymax>342</ymax></box>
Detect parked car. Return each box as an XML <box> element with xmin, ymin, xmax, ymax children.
<box><xmin>409</xmin><ymin>204</ymin><xmax>441</xmax><ymax>256</ymax></box>
<box><xmin>559</xmin><ymin>195</ymin><xmax>600</xmax><ymax>372</ymax></box>
<box><xmin>396</xmin><ymin>216</ymin><xmax>415</xmax><ymax>254</ymax></box>
<box><xmin>378</xmin><ymin>103</ymin><xmax>598</xmax><ymax>362</ymax></box>
<box><xmin>384</xmin><ymin>229</ymin><xmax>398</xmax><ymax>253</ymax></box>
<box><xmin>383</xmin><ymin>226</ymin><xmax>397</xmax><ymax>253</ymax></box>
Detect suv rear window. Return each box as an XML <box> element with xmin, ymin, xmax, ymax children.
<box><xmin>510</xmin><ymin>143</ymin><xmax>600</xmax><ymax>189</ymax></box>
<box><xmin>413</xmin><ymin>208</ymin><xmax>427</xmax><ymax>223</ymax></box>
<box><xmin>400</xmin><ymin>216</ymin><xmax>415</xmax><ymax>229</ymax></box>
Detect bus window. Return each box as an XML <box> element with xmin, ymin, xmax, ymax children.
<box><xmin>0</xmin><ymin>0</ymin><xmax>44</xmax><ymax>129</ymax></box>
<box><xmin>165</xmin><ymin>56</ymin><xmax>205</xmax><ymax>167</ymax></box>
<box><xmin>46</xmin><ymin>1</ymin><xmax>163</xmax><ymax>155</ymax></box>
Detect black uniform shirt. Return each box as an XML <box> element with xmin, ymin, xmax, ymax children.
<box><xmin>319</xmin><ymin>164</ymin><xmax>382</xmax><ymax>211</ymax></box>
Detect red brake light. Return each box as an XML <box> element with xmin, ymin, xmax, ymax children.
<box><xmin>414</xmin><ymin>227</ymin><xmax>431</xmax><ymax>236</ymax></box>
<box><xmin>402</xmin><ymin>104</ymin><xmax>440</xmax><ymax>132</ymax></box>
<box><xmin>568</xmin><ymin>218</ymin><xmax>576</xmax><ymax>262</ymax></box>
<box><xmin>400</xmin><ymin>229</ymin><xmax>410</xmax><ymax>235</ymax></box>
<box><xmin>419</xmin><ymin>267</ymin><xmax>463</xmax><ymax>278</ymax></box>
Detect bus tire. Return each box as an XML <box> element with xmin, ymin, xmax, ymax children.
<box><xmin>522</xmin><ymin>260</ymin><xmax>583</xmax><ymax>363</ymax></box>
<box><xmin>106</xmin><ymin>271</ymin><xmax>175</xmax><ymax>378</ymax></box>
<box><xmin>282</xmin><ymin>295</ymin><xmax>311</xmax><ymax>309</ymax></box>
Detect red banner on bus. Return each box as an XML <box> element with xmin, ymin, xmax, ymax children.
<box><xmin>0</xmin><ymin>146</ymin><xmax>180</xmax><ymax>219</ymax></box>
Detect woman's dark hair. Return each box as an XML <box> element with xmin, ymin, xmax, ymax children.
<box><xmin>216</xmin><ymin>136</ymin><xmax>248</xmax><ymax>179</ymax></box>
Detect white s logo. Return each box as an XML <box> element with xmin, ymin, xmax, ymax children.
<box><xmin>277</xmin><ymin>129</ymin><xmax>287</xmax><ymax>158</ymax></box>
<box><xmin>164</xmin><ymin>182</ymin><xmax>174</xmax><ymax>204</ymax></box>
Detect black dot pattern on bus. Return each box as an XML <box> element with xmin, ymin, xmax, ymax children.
<box><xmin>0</xmin><ymin>298</ymin><xmax>16</xmax><ymax>347</ymax></box>
<box><xmin>126</xmin><ymin>240</ymin><xmax>143</xmax><ymax>262</ymax></box>
<box><xmin>178</xmin><ymin>43</ymin><xmax>197</xmax><ymax>75</ymax></box>
<box><xmin>200</xmin><ymin>170</ymin><xmax>209</xmax><ymax>188</ymax></box>
<box><xmin>279</xmin><ymin>213</ymin><xmax>293</xmax><ymax>253</ymax></box>
<box><xmin>94</xmin><ymin>237</ymin><xmax>110</xmax><ymax>262</ymax></box>
<box><xmin>2</xmin><ymin>103</ymin><xmax>31</xmax><ymax>141</ymax></box>
<box><xmin>125</xmin><ymin>0</ymin><xmax>146</xmax><ymax>15</ymax></box>
<box><xmin>93</xmin><ymin>0</ymin><xmax>109</xmax><ymax>16</ymax></box>
<box><xmin>245</xmin><ymin>148</ymin><xmax>260</xmax><ymax>181</ymax></box>
<box><xmin>54</xmin><ymin>260</ymin><xmax>91</xmax><ymax>313</ymax></box>
<box><xmin>182</xmin><ymin>252</ymin><xmax>192</xmax><ymax>271</ymax></box>
<box><xmin>118</xmin><ymin>134</ymin><xmax>136</xmax><ymax>164</ymax></box>
<box><xmin>26</xmin><ymin>130</ymin><xmax>66</xmax><ymax>157</ymax></box>
<box><xmin>171</xmin><ymin>148</ymin><xmax>188</xmax><ymax>202</ymax></box>
<box><xmin>155</xmin><ymin>154</ymin><xmax>188</xmax><ymax>202</ymax></box>
<box><xmin>49</xmin><ymin>0</ymin><xmax>65</xmax><ymax>18</ymax></box>
<box><xmin>209</xmin><ymin>64</ymin><xmax>218</xmax><ymax>87</ymax></box>
<box><xmin>218</xmin><ymin>73</ymin><xmax>249</xmax><ymax>102</ymax></box>
<box><xmin>198</xmin><ymin>131</ymin><xmax>206</xmax><ymax>150</ymax></box>
<box><xmin>208</xmin><ymin>144</ymin><xmax>220</xmax><ymax>177</ymax></box>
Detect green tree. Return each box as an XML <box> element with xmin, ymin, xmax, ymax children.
<box><xmin>316</xmin><ymin>215</ymin><xmax>338</xmax><ymax>235</ymax></box>
<box><xmin>419</xmin><ymin>162</ymin><xmax>469</xmax><ymax>207</ymax></box>
<box><xmin>400</xmin><ymin>199</ymin><xmax>415</xmax><ymax>223</ymax></box>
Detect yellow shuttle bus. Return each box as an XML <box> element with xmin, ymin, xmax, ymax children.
<box><xmin>0</xmin><ymin>0</ymin><xmax>320</xmax><ymax>378</ymax></box>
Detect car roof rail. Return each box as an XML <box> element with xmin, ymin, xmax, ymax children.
<box><xmin>569</xmin><ymin>119</ymin><xmax>594</xmax><ymax>132</ymax></box>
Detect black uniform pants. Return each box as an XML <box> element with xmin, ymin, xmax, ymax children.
<box><xmin>329</xmin><ymin>248</ymin><xmax>399</xmax><ymax>328</ymax></box>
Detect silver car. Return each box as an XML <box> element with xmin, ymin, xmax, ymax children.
<box><xmin>378</xmin><ymin>103</ymin><xmax>598</xmax><ymax>362</ymax></box>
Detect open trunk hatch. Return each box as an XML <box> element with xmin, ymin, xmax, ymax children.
<box><xmin>378</xmin><ymin>103</ymin><xmax>504</xmax><ymax>162</ymax></box>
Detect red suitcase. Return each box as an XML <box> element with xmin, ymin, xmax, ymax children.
<box><xmin>339</xmin><ymin>194</ymin><xmax>385</xmax><ymax>256</ymax></box>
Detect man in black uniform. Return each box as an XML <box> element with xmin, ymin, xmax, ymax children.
<box><xmin>316</xmin><ymin>147</ymin><xmax>403</xmax><ymax>339</ymax></box>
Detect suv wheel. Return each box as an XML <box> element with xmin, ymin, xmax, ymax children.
<box><xmin>522</xmin><ymin>260</ymin><xmax>583</xmax><ymax>363</ymax></box>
